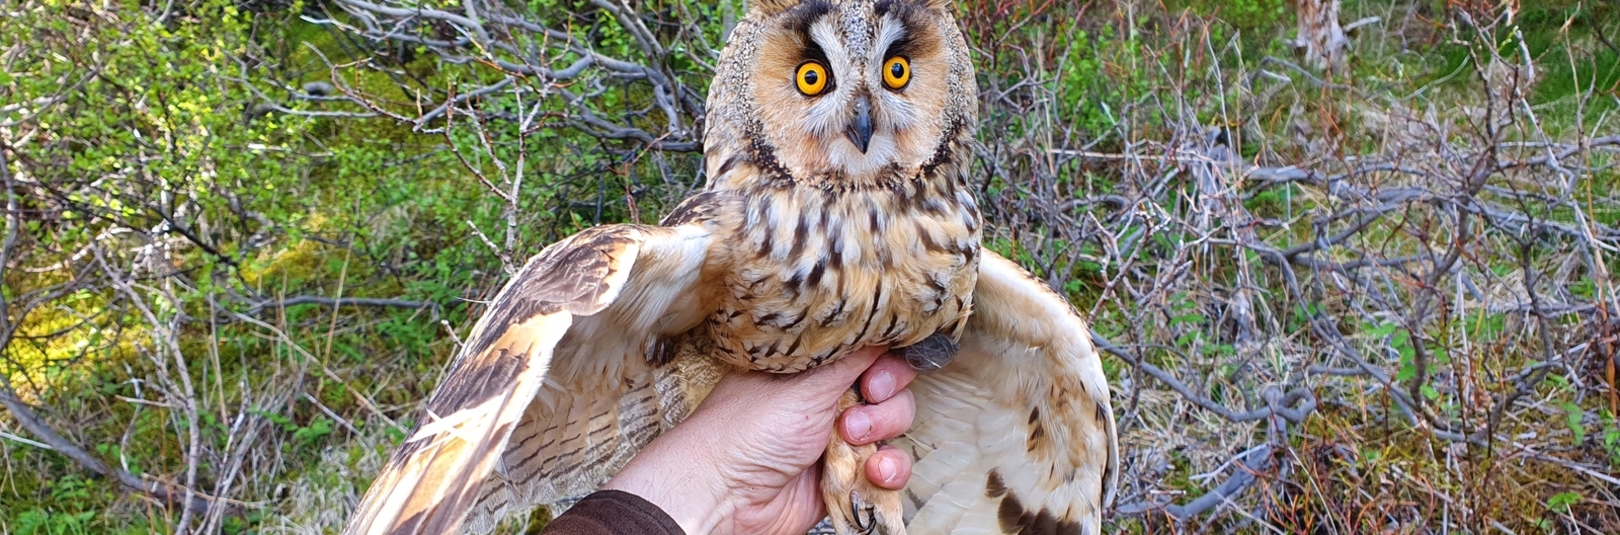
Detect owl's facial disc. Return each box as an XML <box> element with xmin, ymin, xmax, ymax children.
<box><xmin>750</xmin><ymin>0</ymin><xmax>953</xmax><ymax>182</ymax></box>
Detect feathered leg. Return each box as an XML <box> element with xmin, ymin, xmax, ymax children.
<box><xmin>822</xmin><ymin>334</ymin><xmax>960</xmax><ymax>534</ymax></box>
<box><xmin>822</xmin><ymin>388</ymin><xmax>906</xmax><ymax>535</ymax></box>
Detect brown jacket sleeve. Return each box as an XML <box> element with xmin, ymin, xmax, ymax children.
<box><xmin>540</xmin><ymin>490</ymin><xmax>685</xmax><ymax>535</ymax></box>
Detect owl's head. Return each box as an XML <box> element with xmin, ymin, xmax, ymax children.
<box><xmin>705</xmin><ymin>0</ymin><xmax>976</xmax><ymax>185</ymax></box>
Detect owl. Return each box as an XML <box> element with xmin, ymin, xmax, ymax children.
<box><xmin>340</xmin><ymin>0</ymin><xmax>1118</xmax><ymax>534</ymax></box>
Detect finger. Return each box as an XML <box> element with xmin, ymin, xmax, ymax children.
<box><xmin>864</xmin><ymin>445</ymin><xmax>912</xmax><ymax>490</ymax></box>
<box><xmin>838</xmin><ymin>389</ymin><xmax>915</xmax><ymax>445</ymax></box>
<box><xmin>859</xmin><ymin>354</ymin><xmax>918</xmax><ymax>403</ymax></box>
<box><xmin>794</xmin><ymin>345</ymin><xmax>889</xmax><ymax>393</ymax></box>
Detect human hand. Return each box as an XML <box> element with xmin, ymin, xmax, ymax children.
<box><xmin>604</xmin><ymin>346</ymin><xmax>920</xmax><ymax>535</ymax></box>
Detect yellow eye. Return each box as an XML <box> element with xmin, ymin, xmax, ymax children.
<box><xmin>796</xmin><ymin>61</ymin><xmax>829</xmax><ymax>96</ymax></box>
<box><xmin>883</xmin><ymin>56</ymin><xmax>910</xmax><ymax>89</ymax></box>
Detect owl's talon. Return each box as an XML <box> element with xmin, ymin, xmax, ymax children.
<box><xmin>851</xmin><ymin>490</ymin><xmax>876</xmax><ymax>535</ymax></box>
<box><xmin>825</xmin><ymin>389</ymin><xmax>908</xmax><ymax>535</ymax></box>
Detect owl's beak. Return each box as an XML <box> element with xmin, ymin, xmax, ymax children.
<box><xmin>846</xmin><ymin>95</ymin><xmax>873</xmax><ymax>154</ymax></box>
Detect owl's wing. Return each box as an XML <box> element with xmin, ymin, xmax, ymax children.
<box><xmin>342</xmin><ymin>222</ymin><xmax>720</xmax><ymax>535</ymax></box>
<box><xmin>898</xmin><ymin>250</ymin><xmax>1119</xmax><ymax>535</ymax></box>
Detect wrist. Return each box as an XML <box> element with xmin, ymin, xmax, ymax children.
<box><xmin>604</xmin><ymin>423</ymin><xmax>735</xmax><ymax>535</ymax></box>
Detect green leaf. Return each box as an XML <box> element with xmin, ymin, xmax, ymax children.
<box><xmin>1563</xmin><ymin>402</ymin><xmax>1586</xmax><ymax>445</ymax></box>
<box><xmin>1369</xmin><ymin>321</ymin><xmax>1397</xmax><ymax>338</ymax></box>
<box><xmin>1170</xmin><ymin>312</ymin><xmax>1203</xmax><ymax>327</ymax></box>
<box><xmin>251</xmin><ymin>408</ymin><xmax>295</xmax><ymax>431</ymax></box>
<box><xmin>1421</xmin><ymin>384</ymin><xmax>1440</xmax><ymax>400</ymax></box>
<box><xmin>1547</xmin><ymin>491</ymin><xmax>1580</xmax><ymax>513</ymax></box>
<box><xmin>294</xmin><ymin>417</ymin><xmax>334</xmax><ymax>446</ymax></box>
<box><xmin>1396</xmin><ymin>360</ymin><xmax>1416</xmax><ymax>382</ymax></box>
<box><xmin>386</xmin><ymin>418</ymin><xmax>413</xmax><ymax>444</ymax></box>
<box><xmin>1603</xmin><ymin>426</ymin><xmax>1620</xmax><ymax>464</ymax></box>
<box><xmin>16</xmin><ymin>510</ymin><xmax>48</xmax><ymax>535</ymax></box>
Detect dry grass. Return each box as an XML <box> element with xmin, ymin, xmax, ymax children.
<box><xmin>955</xmin><ymin>1</ymin><xmax>1619</xmax><ymax>532</ymax></box>
<box><xmin>2</xmin><ymin>1</ymin><xmax>1616</xmax><ymax>534</ymax></box>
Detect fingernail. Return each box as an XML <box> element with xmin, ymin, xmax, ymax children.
<box><xmin>878</xmin><ymin>455</ymin><xmax>898</xmax><ymax>483</ymax></box>
<box><xmin>869</xmin><ymin>371</ymin><xmax>895</xmax><ymax>402</ymax></box>
<box><xmin>845</xmin><ymin>409</ymin><xmax>873</xmax><ymax>442</ymax></box>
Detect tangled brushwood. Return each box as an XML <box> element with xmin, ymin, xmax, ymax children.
<box><xmin>1</xmin><ymin>0</ymin><xmax>1615</xmax><ymax>533</ymax></box>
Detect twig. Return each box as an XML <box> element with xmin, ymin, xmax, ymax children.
<box><xmin>0</xmin><ymin>386</ymin><xmax>223</xmax><ymax>514</ymax></box>
<box><xmin>246</xmin><ymin>295</ymin><xmax>435</xmax><ymax>313</ymax></box>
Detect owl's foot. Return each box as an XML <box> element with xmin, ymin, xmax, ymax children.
<box><xmin>897</xmin><ymin>334</ymin><xmax>958</xmax><ymax>372</ymax></box>
<box><xmin>847</xmin><ymin>488</ymin><xmax>904</xmax><ymax>535</ymax></box>
<box><xmin>822</xmin><ymin>389</ymin><xmax>906</xmax><ymax>535</ymax></box>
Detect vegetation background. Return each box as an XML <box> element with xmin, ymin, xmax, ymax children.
<box><xmin>2</xmin><ymin>0</ymin><xmax>1617</xmax><ymax>533</ymax></box>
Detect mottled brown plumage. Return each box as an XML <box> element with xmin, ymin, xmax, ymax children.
<box><xmin>341</xmin><ymin>1</ymin><xmax>1116</xmax><ymax>534</ymax></box>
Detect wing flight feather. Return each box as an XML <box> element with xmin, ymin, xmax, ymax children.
<box><xmin>342</xmin><ymin>223</ymin><xmax>717</xmax><ymax>535</ymax></box>
<box><xmin>898</xmin><ymin>250</ymin><xmax>1119</xmax><ymax>535</ymax></box>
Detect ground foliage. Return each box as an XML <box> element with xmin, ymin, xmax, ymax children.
<box><xmin>1</xmin><ymin>0</ymin><xmax>1617</xmax><ymax>533</ymax></box>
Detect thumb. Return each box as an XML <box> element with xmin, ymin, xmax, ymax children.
<box><xmin>792</xmin><ymin>345</ymin><xmax>888</xmax><ymax>394</ymax></box>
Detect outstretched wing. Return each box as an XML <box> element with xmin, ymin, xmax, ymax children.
<box><xmin>898</xmin><ymin>250</ymin><xmax>1119</xmax><ymax>535</ymax></box>
<box><xmin>343</xmin><ymin>221</ymin><xmax>722</xmax><ymax>535</ymax></box>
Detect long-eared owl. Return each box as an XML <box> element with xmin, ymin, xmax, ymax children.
<box><xmin>341</xmin><ymin>0</ymin><xmax>1118</xmax><ymax>534</ymax></box>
